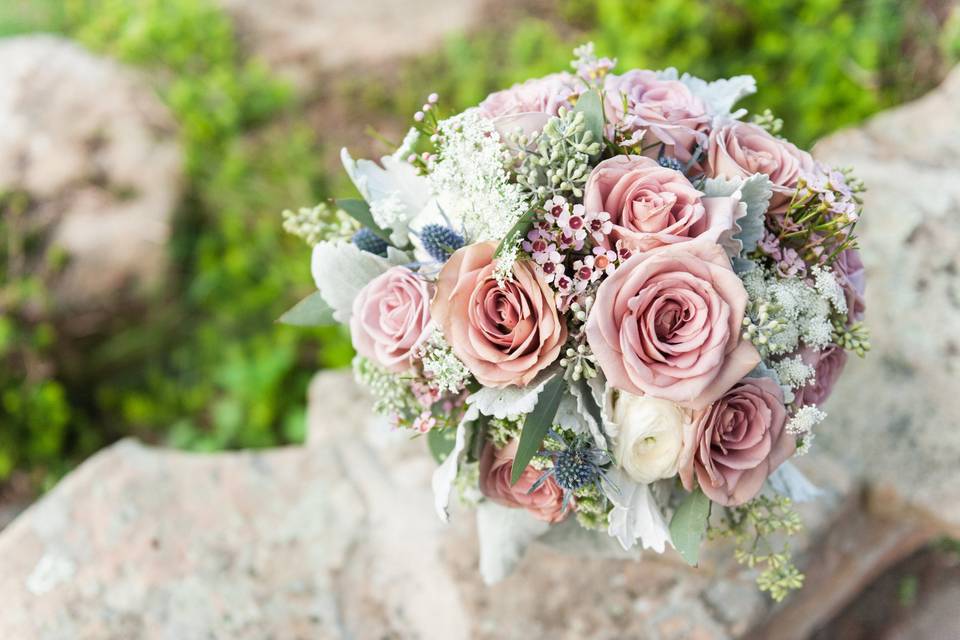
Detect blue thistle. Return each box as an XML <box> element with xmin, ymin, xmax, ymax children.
<box><xmin>553</xmin><ymin>447</ymin><xmax>599</xmax><ymax>491</ymax></box>
<box><xmin>420</xmin><ymin>224</ymin><xmax>464</xmax><ymax>263</ymax></box>
<box><xmin>658</xmin><ymin>155</ymin><xmax>684</xmax><ymax>172</ymax></box>
<box><xmin>352</xmin><ymin>228</ymin><xmax>388</xmax><ymax>257</ymax></box>
<box><xmin>528</xmin><ymin>431</ymin><xmax>614</xmax><ymax>512</ymax></box>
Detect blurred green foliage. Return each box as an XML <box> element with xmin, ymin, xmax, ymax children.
<box><xmin>388</xmin><ymin>0</ymin><xmax>955</xmax><ymax>147</ymax></box>
<box><xmin>0</xmin><ymin>0</ymin><xmax>956</xmax><ymax>486</ymax></box>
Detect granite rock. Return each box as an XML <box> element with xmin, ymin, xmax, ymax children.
<box><xmin>216</xmin><ymin>0</ymin><xmax>483</xmax><ymax>91</ymax></box>
<box><xmin>0</xmin><ymin>35</ymin><xmax>181</xmax><ymax>321</ymax></box>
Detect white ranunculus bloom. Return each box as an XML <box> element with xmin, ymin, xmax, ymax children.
<box><xmin>611</xmin><ymin>393</ymin><xmax>685</xmax><ymax>484</ymax></box>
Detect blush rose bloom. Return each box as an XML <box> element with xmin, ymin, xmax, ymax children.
<box><xmin>603</xmin><ymin>70</ymin><xmax>710</xmax><ymax>163</ymax></box>
<box><xmin>585</xmin><ymin>239</ymin><xmax>760</xmax><ymax>410</ymax></box>
<box><xmin>612</xmin><ymin>392</ymin><xmax>686</xmax><ymax>484</ymax></box>
<box><xmin>679</xmin><ymin>377</ymin><xmax>794</xmax><ymax>506</ymax></box>
<box><xmin>584</xmin><ymin>155</ymin><xmax>740</xmax><ymax>252</ymax></box>
<box><xmin>350</xmin><ymin>266</ymin><xmax>434</xmax><ymax>373</ymax></box>
<box><xmin>794</xmin><ymin>345</ymin><xmax>848</xmax><ymax>407</ymax></box>
<box><xmin>707</xmin><ymin>121</ymin><xmax>815</xmax><ymax>212</ymax></box>
<box><xmin>478</xmin><ymin>72</ymin><xmax>579</xmax><ymax>120</ymax></box>
<box><xmin>431</xmin><ymin>242</ymin><xmax>567</xmax><ymax>388</ymax></box>
<box><xmin>479</xmin><ymin>439</ymin><xmax>572</xmax><ymax>523</ymax></box>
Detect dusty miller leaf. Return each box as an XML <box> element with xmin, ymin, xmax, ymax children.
<box><xmin>310</xmin><ymin>241</ymin><xmax>405</xmax><ymax>323</ymax></box>
<box><xmin>604</xmin><ymin>469</ymin><xmax>672</xmax><ymax>553</ymax></box>
<box><xmin>277</xmin><ymin>290</ymin><xmax>335</xmax><ymax>326</ymax></box>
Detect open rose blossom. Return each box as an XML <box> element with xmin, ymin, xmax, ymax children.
<box><xmin>350</xmin><ymin>266</ymin><xmax>434</xmax><ymax>373</ymax></box>
<box><xmin>603</xmin><ymin>70</ymin><xmax>709</xmax><ymax>162</ymax></box>
<box><xmin>679</xmin><ymin>377</ymin><xmax>794</xmax><ymax>506</ymax></box>
<box><xmin>478</xmin><ymin>72</ymin><xmax>579</xmax><ymax>120</ymax></box>
<box><xmin>431</xmin><ymin>241</ymin><xmax>567</xmax><ymax>388</ymax></box>
<box><xmin>479</xmin><ymin>439</ymin><xmax>572</xmax><ymax>523</ymax></box>
<box><xmin>584</xmin><ymin>155</ymin><xmax>740</xmax><ymax>252</ymax></box>
<box><xmin>707</xmin><ymin>121</ymin><xmax>814</xmax><ymax>212</ymax></box>
<box><xmin>586</xmin><ymin>239</ymin><xmax>759</xmax><ymax>409</ymax></box>
<box><xmin>794</xmin><ymin>345</ymin><xmax>848</xmax><ymax>407</ymax></box>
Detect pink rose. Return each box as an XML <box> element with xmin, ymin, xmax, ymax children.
<box><xmin>478</xmin><ymin>72</ymin><xmax>579</xmax><ymax>120</ymax></box>
<box><xmin>707</xmin><ymin>121</ymin><xmax>814</xmax><ymax>212</ymax></box>
<box><xmin>585</xmin><ymin>240</ymin><xmax>760</xmax><ymax>410</ymax></box>
<box><xmin>584</xmin><ymin>155</ymin><xmax>740</xmax><ymax>252</ymax></box>
<box><xmin>679</xmin><ymin>377</ymin><xmax>794</xmax><ymax>506</ymax></box>
<box><xmin>350</xmin><ymin>266</ymin><xmax>434</xmax><ymax>373</ymax></box>
<box><xmin>832</xmin><ymin>248</ymin><xmax>866</xmax><ymax>322</ymax></box>
<box><xmin>603</xmin><ymin>70</ymin><xmax>710</xmax><ymax>163</ymax></box>
<box><xmin>431</xmin><ymin>242</ymin><xmax>567</xmax><ymax>388</ymax></box>
<box><xmin>479</xmin><ymin>439</ymin><xmax>572</xmax><ymax>523</ymax></box>
<box><xmin>794</xmin><ymin>345</ymin><xmax>848</xmax><ymax>407</ymax></box>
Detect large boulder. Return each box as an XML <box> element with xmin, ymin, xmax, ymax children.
<box><xmin>216</xmin><ymin>0</ymin><xmax>484</xmax><ymax>91</ymax></box>
<box><xmin>0</xmin><ymin>35</ymin><xmax>181</xmax><ymax>324</ymax></box>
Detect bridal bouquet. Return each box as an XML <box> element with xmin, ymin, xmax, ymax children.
<box><xmin>281</xmin><ymin>44</ymin><xmax>868</xmax><ymax>599</ymax></box>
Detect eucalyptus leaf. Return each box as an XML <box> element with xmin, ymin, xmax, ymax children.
<box><xmin>336</xmin><ymin>198</ymin><xmax>393</xmax><ymax>243</ymax></box>
<box><xmin>573</xmin><ymin>89</ymin><xmax>604</xmax><ymax>150</ymax></box>
<box><xmin>277</xmin><ymin>290</ymin><xmax>335</xmax><ymax>326</ymax></box>
<box><xmin>495</xmin><ymin>210</ymin><xmax>535</xmax><ymax>258</ymax></box>
<box><xmin>427</xmin><ymin>427</ymin><xmax>457</xmax><ymax>464</ymax></box>
<box><xmin>510</xmin><ymin>375</ymin><xmax>565</xmax><ymax>484</ymax></box>
<box><xmin>669</xmin><ymin>489</ymin><xmax>711</xmax><ymax>566</ymax></box>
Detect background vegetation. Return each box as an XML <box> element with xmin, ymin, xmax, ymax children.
<box><xmin>1</xmin><ymin>0</ymin><xmax>958</xmax><ymax>491</ymax></box>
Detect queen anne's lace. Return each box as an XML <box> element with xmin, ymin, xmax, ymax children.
<box><xmin>429</xmin><ymin>109</ymin><xmax>530</xmax><ymax>242</ymax></box>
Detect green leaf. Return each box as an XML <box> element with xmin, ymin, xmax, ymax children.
<box><xmin>510</xmin><ymin>375</ymin><xmax>565</xmax><ymax>484</ymax></box>
<box><xmin>669</xmin><ymin>489</ymin><xmax>711</xmax><ymax>566</ymax></box>
<box><xmin>573</xmin><ymin>89</ymin><xmax>604</xmax><ymax>150</ymax></box>
<box><xmin>277</xmin><ymin>291</ymin><xmax>335</xmax><ymax>326</ymax></box>
<box><xmin>427</xmin><ymin>427</ymin><xmax>458</xmax><ymax>463</ymax></box>
<box><xmin>336</xmin><ymin>198</ymin><xmax>392</xmax><ymax>243</ymax></box>
<box><xmin>495</xmin><ymin>209</ymin><xmax>535</xmax><ymax>258</ymax></box>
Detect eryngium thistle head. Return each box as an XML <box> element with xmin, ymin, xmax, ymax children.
<box><xmin>658</xmin><ymin>155</ymin><xmax>684</xmax><ymax>173</ymax></box>
<box><xmin>553</xmin><ymin>448</ymin><xmax>598</xmax><ymax>491</ymax></box>
<box><xmin>420</xmin><ymin>224</ymin><xmax>464</xmax><ymax>263</ymax></box>
<box><xmin>352</xmin><ymin>228</ymin><xmax>388</xmax><ymax>257</ymax></box>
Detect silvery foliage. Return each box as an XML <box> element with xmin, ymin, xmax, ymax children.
<box><xmin>476</xmin><ymin>501</ymin><xmax>550</xmax><ymax>584</ymax></box>
<box><xmin>310</xmin><ymin>241</ymin><xmax>409</xmax><ymax>323</ymax></box>
<box><xmin>431</xmin><ymin>403</ymin><xmax>479</xmax><ymax>521</ymax></box>
<box><xmin>465</xmin><ymin>369</ymin><xmax>556</xmax><ymax>419</ymax></box>
<box><xmin>656</xmin><ymin>68</ymin><xmax>757</xmax><ymax>125</ymax></box>
<box><xmin>702</xmin><ymin>173</ymin><xmax>773</xmax><ymax>258</ymax></box>
<box><xmin>340</xmin><ymin>147</ymin><xmax>430</xmax><ymax>246</ymax></box>
<box><xmin>604</xmin><ymin>468</ymin><xmax>672</xmax><ymax>552</ymax></box>
<box><xmin>768</xmin><ymin>462</ymin><xmax>822</xmax><ymax>503</ymax></box>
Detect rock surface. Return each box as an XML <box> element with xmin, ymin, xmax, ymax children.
<box><xmin>216</xmin><ymin>0</ymin><xmax>483</xmax><ymax>90</ymax></box>
<box><xmin>0</xmin><ymin>36</ymin><xmax>181</xmax><ymax>321</ymax></box>
<box><xmin>811</xmin><ymin>66</ymin><xmax>960</xmax><ymax>536</ymax></box>
<box><xmin>0</xmin><ymin>63</ymin><xmax>958</xmax><ymax>640</ymax></box>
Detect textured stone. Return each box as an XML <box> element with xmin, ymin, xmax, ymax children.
<box><xmin>812</xmin><ymin>65</ymin><xmax>960</xmax><ymax>535</ymax></box>
<box><xmin>0</xmin><ymin>35</ymin><xmax>181</xmax><ymax>320</ymax></box>
<box><xmin>216</xmin><ymin>0</ymin><xmax>483</xmax><ymax>90</ymax></box>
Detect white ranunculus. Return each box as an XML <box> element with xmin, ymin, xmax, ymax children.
<box><xmin>612</xmin><ymin>393</ymin><xmax>685</xmax><ymax>484</ymax></box>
